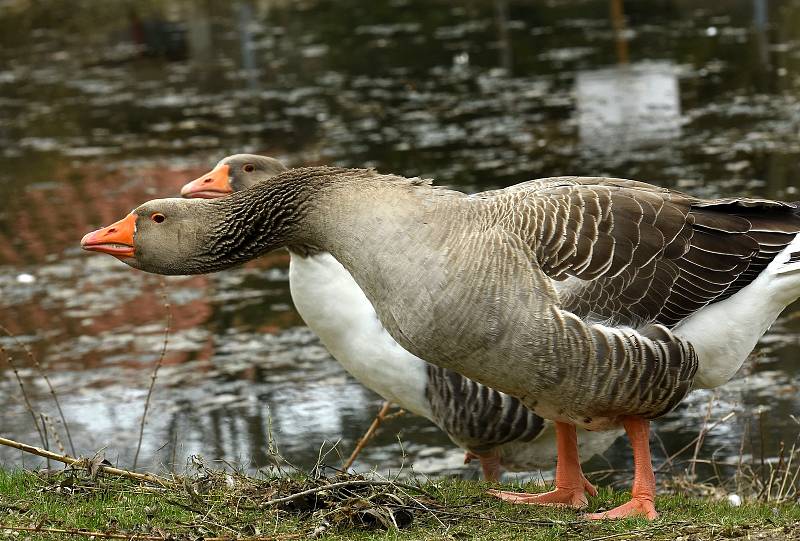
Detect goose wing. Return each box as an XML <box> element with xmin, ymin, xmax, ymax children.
<box><xmin>505</xmin><ymin>177</ymin><xmax>800</xmax><ymax>327</ymax></box>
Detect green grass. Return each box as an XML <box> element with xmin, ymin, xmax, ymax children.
<box><xmin>0</xmin><ymin>468</ymin><xmax>798</xmax><ymax>540</ymax></box>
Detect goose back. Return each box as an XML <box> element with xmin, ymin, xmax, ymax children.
<box><xmin>493</xmin><ymin>177</ymin><xmax>800</xmax><ymax>328</ymax></box>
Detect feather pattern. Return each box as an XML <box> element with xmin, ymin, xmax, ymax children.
<box><xmin>425</xmin><ymin>364</ymin><xmax>545</xmax><ymax>453</ymax></box>
<box><xmin>504</xmin><ymin>178</ymin><xmax>800</xmax><ymax>327</ymax></box>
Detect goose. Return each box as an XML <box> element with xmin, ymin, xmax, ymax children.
<box><xmin>81</xmin><ymin>167</ymin><xmax>800</xmax><ymax>520</ymax></box>
<box><xmin>178</xmin><ymin>154</ymin><xmax>621</xmax><ymax>481</ymax></box>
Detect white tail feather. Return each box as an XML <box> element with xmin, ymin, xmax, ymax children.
<box><xmin>776</xmin><ymin>259</ymin><xmax>800</xmax><ymax>275</ymax></box>
<box><xmin>681</xmin><ymin>233</ymin><xmax>800</xmax><ymax>389</ymax></box>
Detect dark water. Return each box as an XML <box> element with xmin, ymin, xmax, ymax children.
<box><xmin>0</xmin><ymin>0</ymin><xmax>799</xmax><ymax>484</ymax></box>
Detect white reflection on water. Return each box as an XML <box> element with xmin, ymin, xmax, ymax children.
<box><xmin>575</xmin><ymin>61</ymin><xmax>681</xmax><ymax>151</ymax></box>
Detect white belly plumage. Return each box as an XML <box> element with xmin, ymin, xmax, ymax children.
<box><xmin>289</xmin><ymin>251</ymin><xmax>433</xmax><ymax>419</ymax></box>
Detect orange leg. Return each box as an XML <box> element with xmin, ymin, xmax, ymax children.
<box><xmin>464</xmin><ymin>450</ymin><xmax>503</xmax><ymax>482</ymax></box>
<box><xmin>585</xmin><ymin>417</ymin><xmax>658</xmax><ymax>520</ymax></box>
<box><xmin>488</xmin><ymin>422</ymin><xmax>594</xmax><ymax>509</ymax></box>
<box><xmin>478</xmin><ymin>452</ymin><xmax>502</xmax><ymax>482</ymax></box>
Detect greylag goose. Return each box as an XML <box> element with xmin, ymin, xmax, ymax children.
<box><xmin>178</xmin><ymin>154</ymin><xmax>620</xmax><ymax>480</ymax></box>
<box><xmin>81</xmin><ymin>167</ymin><xmax>800</xmax><ymax>520</ymax></box>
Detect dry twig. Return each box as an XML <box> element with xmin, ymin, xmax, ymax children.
<box><xmin>0</xmin><ymin>342</ymin><xmax>46</xmax><ymax>450</ymax></box>
<box><xmin>655</xmin><ymin>411</ymin><xmax>735</xmax><ymax>473</ymax></box>
<box><xmin>0</xmin><ymin>323</ymin><xmax>75</xmax><ymax>456</ymax></box>
<box><xmin>0</xmin><ymin>435</ymin><xmax>170</xmax><ymax>486</ymax></box>
<box><xmin>343</xmin><ymin>401</ymin><xmax>398</xmax><ymax>470</ymax></box>
<box><xmin>690</xmin><ymin>393</ymin><xmax>716</xmax><ymax>478</ymax></box>
<box><xmin>41</xmin><ymin>413</ymin><xmax>66</xmax><ymax>455</ymax></box>
<box><xmin>132</xmin><ymin>278</ymin><xmax>172</xmax><ymax>471</ymax></box>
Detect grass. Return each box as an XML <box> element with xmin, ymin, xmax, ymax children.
<box><xmin>0</xmin><ymin>466</ymin><xmax>798</xmax><ymax>541</ymax></box>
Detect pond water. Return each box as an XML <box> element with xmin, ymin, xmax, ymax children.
<box><xmin>0</xmin><ymin>0</ymin><xmax>799</xmax><ymax>485</ymax></box>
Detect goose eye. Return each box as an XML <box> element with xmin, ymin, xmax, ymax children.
<box><xmin>243</xmin><ymin>163</ymin><xmax>255</xmax><ymax>173</ymax></box>
<box><xmin>151</xmin><ymin>213</ymin><xmax>166</xmax><ymax>224</ymax></box>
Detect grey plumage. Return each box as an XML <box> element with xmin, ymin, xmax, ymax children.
<box><xmin>290</xmin><ymin>170</ymin><xmax>799</xmax><ymax>428</ymax></box>
<box><xmin>88</xmin><ymin>167</ymin><xmax>800</xmax><ymax>431</ymax></box>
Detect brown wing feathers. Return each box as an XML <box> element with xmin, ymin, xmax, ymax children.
<box><xmin>683</xmin><ymin>203</ymin><xmax>800</xmax><ymax>306</ymax></box>
<box><xmin>520</xmin><ymin>179</ymin><xmax>800</xmax><ymax>328</ymax></box>
<box><xmin>656</xmin><ymin>213</ymin><xmax>756</xmax><ymax>325</ymax></box>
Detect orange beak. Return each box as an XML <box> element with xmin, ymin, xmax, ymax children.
<box><xmin>180</xmin><ymin>164</ymin><xmax>232</xmax><ymax>199</ymax></box>
<box><xmin>80</xmin><ymin>213</ymin><xmax>137</xmax><ymax>258</ymax></box>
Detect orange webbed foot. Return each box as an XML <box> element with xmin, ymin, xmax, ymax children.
<box><xmin>584</xmin><ymin>496</ymin><xmax>658</xmax><ymax>520</ymax></box>
<box><xmin>488</xmin><ymin>422</ymin><xmax>593</xmax><ymax>509</ymax></box>
<box><xmin>488</xmin><ymin>486</ymin><xmax>588</xmax><ymax>509</ymax></box>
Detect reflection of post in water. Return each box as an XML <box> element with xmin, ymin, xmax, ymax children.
<box><xmin>753</xmin><ymin>0</ymin><xmax>771</xmax><ymax>70</ymax></box>
<box><xmin>238</xmin><ymin>0</ymin><xmax>260</xmax><ymax>92</ymax></box>
<box><xmin>574</xmin><ymin>1</ymin><xmax>681</xmax><ymax>151</ymax></box>
<box><xmin>185</xmin><ymin>0</ymin><xmax>213</xmax><ymax>67</ymax></box>
<box><xmin>610</xmin><ymin>0</ymin><xmax>629</xmax><ymax>65</ymax></box>
<box><xmin>494</xmin><ymin>0</ymin><xmax>512</xmax><ymax>75</ymax></box>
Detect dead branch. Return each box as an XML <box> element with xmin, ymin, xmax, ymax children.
<box><xmin>343</xmin><ymin>401</ymin><xmax>395</xmax><ymax>470</ymax></box>
<box><xmin>0</xmin><ymin>435</ymin><xmax>170</xmax><ymax>486</ymax></box>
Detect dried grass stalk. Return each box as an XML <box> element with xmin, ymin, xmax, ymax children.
<box><xmin>132</xmin><ymin>278</ymin><xmax>172</xmax><ymax>471</ymax></box>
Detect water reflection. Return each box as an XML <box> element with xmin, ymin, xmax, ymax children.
<box><xmin>0</xmin><ymin>0</ymin><xmax>799</xmax><ymax>482</ymax></box>
<box><xmin>575</xmin><ymin>61</ymin><xmax>681</xmax><ymax>151</ymax></box>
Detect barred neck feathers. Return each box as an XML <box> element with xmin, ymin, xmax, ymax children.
<box><xmin>204</xmin><ymin>167</ymin><xmax>456</xmax><ymax>268</ymax></box>
<box><xmin>200</xmin><ymin>171</ymin><xmax>325</xmax><ymax>270</ymax></box>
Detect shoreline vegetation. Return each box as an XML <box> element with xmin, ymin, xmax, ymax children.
<box><xmin>0</xmin><ymin>436</ymin><xmax>798</xmax><ymax>541</ymax></box>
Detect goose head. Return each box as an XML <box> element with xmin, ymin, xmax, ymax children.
<box><xmin>80</xmin><ymin>165</ymin><xmax>356</xmax><ymax>275</ymax></box>
<box><xmin>80</xmin><ymin>198</ymin><xmax>230</xmax><ymax>275</ymax></box>
<box><xmin>83</xmin><ymin>156</ymin><xmax>292</xmax><ymax>274</ymax></box>
<box><xmin>180</xmin><ymin>154</ymin><xmax>287</xmax><ymax>199</ymax></box>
